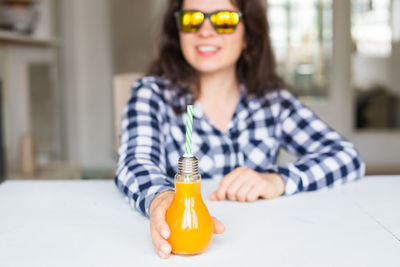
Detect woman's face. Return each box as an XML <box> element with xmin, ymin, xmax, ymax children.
<box><xmin>179</xmin><ymin>0</ymin><xmax>245</xmax><ymax>76</ymax></box>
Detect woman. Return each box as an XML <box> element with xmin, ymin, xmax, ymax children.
<box><xmin>115</xmin><ymin>0</ymin><xmax>365</xmax><ymax>259</ymax></box>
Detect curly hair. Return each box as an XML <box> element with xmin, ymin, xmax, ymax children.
<box><xmin>148</xmin><ymin>0</ymin><xmax>285</xmax><ymax>102</ymax></box>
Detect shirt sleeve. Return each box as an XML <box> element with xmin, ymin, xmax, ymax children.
<box><xmin>114</xmin><ymin>78</ymin><xmax>174</xmax><ymax>218</ymax></box>
<box><xmin>270</xmin><ymin>90</ymin><xmax>365</xmax><ymax>195</ymax></box>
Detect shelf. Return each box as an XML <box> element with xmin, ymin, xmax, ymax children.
<box><xmin>0</xmin><ymin>30</ymin><xmax>57</xmax><ymax>47</ymax></box>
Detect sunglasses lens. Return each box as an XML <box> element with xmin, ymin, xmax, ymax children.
<box><xmin>210</xmin><ymin>11</ymin><xmax>240</xmax><ymax>33</ymax></box>
<box><xmin>178</xmin><ymin>11</ymin><xmax>204</xmax><ymax>33</ymax></box>
<box><xmin>177</xmin><ymin>10</ymin><xmax>241</xmax><ymax>33</ymax></box>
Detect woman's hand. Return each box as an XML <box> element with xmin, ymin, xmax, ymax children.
<box><xmin>210</xmin><ymin>167</ymin><xmax>285</xmax><ymax>202</ymax></box>
<box><xmin>149</xmin><ymin>190</ymin><xmax>225</xmax><ymax>259</ymax></box>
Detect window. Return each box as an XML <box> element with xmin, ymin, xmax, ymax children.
<box><xmin>268</xmin><ymin>0</ymin><xmax>333</xmax><ymax>96</ymax></box>
<box><xmin>352</xmin><ymin>0</ymin><xmax>400</xmax><ymax>129</ymax></box>
<box><xmin>352</xmin><ymin>0</ymin><xmax>392</xmax><ymax>57</ymax></box>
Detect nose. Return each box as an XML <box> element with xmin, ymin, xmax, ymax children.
<box><xmin>197</xmin><ymin>17</ymin><xmax>217</xmax><ymax>37</ymax></box>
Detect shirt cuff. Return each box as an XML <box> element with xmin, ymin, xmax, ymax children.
<box><xmin>264</xmin><ymin>165</ymin><xmax>301</xmax><ymax>196</ymax></box>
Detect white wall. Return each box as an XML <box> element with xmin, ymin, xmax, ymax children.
<box><xmin>58</xmin><ymin>0</ymin><xmax>114</xmax><ymax>169</ymax></box>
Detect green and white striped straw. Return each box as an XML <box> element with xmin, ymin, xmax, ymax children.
<box><xmin>185</xmin><ymin>105</ymin><xmax>193</xmax><ymax>156</ymax></box>
<box><xmin>183</xmin><ymin>105</ymin><xmax>194</xmax><ymax>183</ymax></box>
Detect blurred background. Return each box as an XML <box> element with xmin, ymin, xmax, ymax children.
<box><xmin>0</xmin><ymin>0</ymin><xmax>399</xmax><ymax>182</ymax></box>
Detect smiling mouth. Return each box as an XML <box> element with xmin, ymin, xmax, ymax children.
<box><xmin>196</xmin><ymin>45</ymin><xmax>220</xmax><ymax>52</ymax></box>
<box><xmin>196</xmin><ymin>45</ymin><xmax>221</xmax><ymax>56</ymax></box>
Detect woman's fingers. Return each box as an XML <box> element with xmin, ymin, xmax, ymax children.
<box><xmin>149</xmin><ymin>191</ymin><xmax>174</xmax><ymax>259</ymax></box>
<box><xmin>210</xmin><ymin>191</ymin><xmax>218</xmax><ymax>201</ymax></box>
<box><xmin>214</xmin><ymin>168</ymin><xmax>263</xmax><ymax>201</ymax></box>
<box><xmin>226</xmin><ymin>174</ymin><xmax>249</xmax><ymax>201</ymax></box>
<box><xmin>236</xmin><ymin>180</ymin><xmax>255</xmax><ymax>202</ymax></box>
<box><xmin>150</xmin><ymin>226</ymin><xmax>172</xmax><ymax>259</ymax></box>
<box><xmin>215</xmin><ymin>167</ymin><xmax>244</xmax><ymax>200</ymax></box>
<box><xmin>212</xmin><ymin>169</ymin><xmax>286</xmax><ymax>202</ymax></box>
<box><xmin>150</xmin><ymin>216</ymin><xmax>172</xmax><ymax>259</ymax></box>
<box><xmin>157</xmin><ymin>220</ymin><xmax>170</xmax><ymax>240</ymax></box>
<box><xmin>246</xmin><ymin>184</ymin><xmax>262</xmax><ymax>202</ymax></box>
<box><xmin>211</xmin><ymin>216</ymin><xmax>225</xmax><ymax>234</ymax></box>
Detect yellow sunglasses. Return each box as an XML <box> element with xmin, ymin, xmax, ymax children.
<box><xmin>174</xmin><ymin>10</ymin><xmax>243</xmax><ymax>34</ymax></box>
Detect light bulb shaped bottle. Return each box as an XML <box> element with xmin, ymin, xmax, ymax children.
<box><xmin>165</xmin><ymin>154</ymin><xmax>213</xmax><ymax>255</ymax></box>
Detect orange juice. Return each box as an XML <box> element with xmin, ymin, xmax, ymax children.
<box><xmin>165</xmin><ymin>180</ymin><xmax>213</xmax><ymax>255</ymax></box>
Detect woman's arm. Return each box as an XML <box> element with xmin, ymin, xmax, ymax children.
<box><xmin>271</xmin><ymin>90</ymin><xmax>365</xmax><ymax>195</ymax></box>
<box><xmin>114</xmin><ymin>78</ymin><xmax>175</xmax><ymax>217</ymax></box>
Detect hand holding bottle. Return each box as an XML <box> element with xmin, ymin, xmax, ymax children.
<box><xmin>149</xmin><ymin>191</ymin><xmax>225</xmax><ymax>259</ymax></box>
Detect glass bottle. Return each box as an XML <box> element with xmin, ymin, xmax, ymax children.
<box><xmin>165</xmin><ymin>154</ymin><xmax>213</xmax><ymax>255</ymax></box>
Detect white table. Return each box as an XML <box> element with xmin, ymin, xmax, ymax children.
<box><xmin>0</xmin><ymin>176</ymin><xmax>399</xmax><ymax>267</ymax></box>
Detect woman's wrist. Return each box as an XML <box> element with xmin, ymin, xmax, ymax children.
<box><xmin>261</xmin><ymin>172</ymin><xmax>285</xmax><ymax>198</ymax></box>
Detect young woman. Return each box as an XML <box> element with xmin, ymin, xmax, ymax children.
<box><xmin>115</xmin><ymin>0</ymin><xmax>365</xmax><ymax>259</ymax></box>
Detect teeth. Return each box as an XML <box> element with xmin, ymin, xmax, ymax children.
<box><xmin>197</xmin><ymin>46</ymin><xmax>218</xmax><ymax>52</ymax></box>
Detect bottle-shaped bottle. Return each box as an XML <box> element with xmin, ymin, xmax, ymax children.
<box><xmin>165</xmin><ymin>154</ymin><xmax>213</xmax><ymax>255</ymax></box>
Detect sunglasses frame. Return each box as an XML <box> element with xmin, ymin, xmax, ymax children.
<box><xmin>174</xmin><ymin>10</ymin><xmax>243</xmax><ymax>34</ymax></box>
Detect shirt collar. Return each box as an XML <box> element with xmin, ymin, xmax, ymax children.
<box><xmin>172</xmin><ymin>83</ymin><xmax>263</xmax><ymax>124</ymax></box>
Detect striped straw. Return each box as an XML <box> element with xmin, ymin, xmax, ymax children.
<box><xmin>185</xmin><ymin>105</ymin><xmax>193</xmax><ymax>155</ymax></box>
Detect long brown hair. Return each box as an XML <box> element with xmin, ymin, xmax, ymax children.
<box><xmin>148</xmin><ymin>0</ymin><xmax>285</xmax><ymax>101</ymax></box>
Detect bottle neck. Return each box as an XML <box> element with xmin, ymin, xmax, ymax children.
<box><xmin>178</xmin><ymin>154</ymin><xmax>198</xmax><ymax>175</ymax></box>
<box><xmin>175</xmin><ymin>155</ymin><xmax>201</xmax><ymax>195</ymax></box>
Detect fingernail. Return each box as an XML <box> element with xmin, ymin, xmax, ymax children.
<box><xmin>161</xmin><ymin>229</ymin><xmax>169</xmax><ymax>239</ymax></box>
<box><xmin>161</xmin><ymin>245</ymin><xmax>170</xmax><ymax>255</ymax></box>
<box><xmin>159</xmin><ymin>250</ymin><xmax>167</xmax><ymax>258</ymax></box>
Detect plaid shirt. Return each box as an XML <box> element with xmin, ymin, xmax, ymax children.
<box><xmin>115</xmin><ymin>76</ymin><xmax>365</xmax><ymax>217</ymax></box>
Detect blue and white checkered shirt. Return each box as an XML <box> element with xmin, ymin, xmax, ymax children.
<box><xmin>114</xmin><ymin>76</ymin><xmax>365</xmax><ymax>217</ymax></box>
